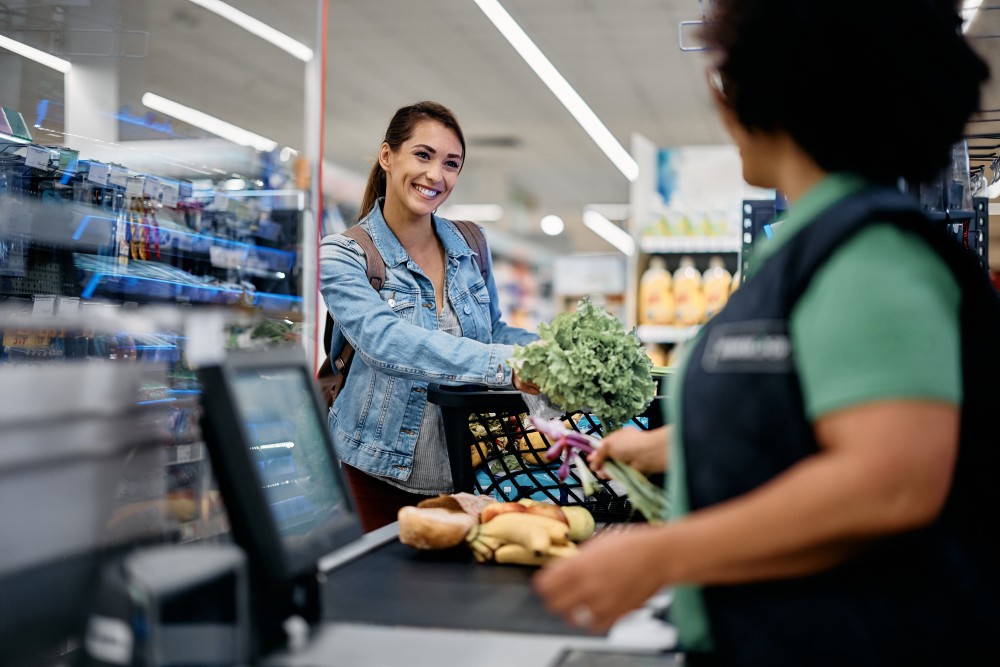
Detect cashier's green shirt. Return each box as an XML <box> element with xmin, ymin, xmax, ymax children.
<box><xmin>666</xmin><ymin>173</ymin><xmax>962</xmax><ymax>652</ymax></box>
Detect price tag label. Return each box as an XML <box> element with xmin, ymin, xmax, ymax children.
<box><xmin>160</xmin><ymin>181</ymin><xmax>179</xmax><ymax>208</ymax></box>
<box><xmin>108</xmin><ymin>166</ymin><xmax>129</xmax><ymax>187</ymax></box>
<box><xmin>87</xmin><ymin>162</ymin><xmax>109</xmax><ymax>185</ymax></box>
<box><xmin>176</xmin><ymin>445</ymin><xmax>192</xmax><ymax>462</ymax></box>
<box><xmin>31</xmin><ymin>295</ymin><xmax>56</xmax><ymax>317</ymax></box>
<box><xmin>25</xmin><ymin>145</ymin><xmax>50</xmax><ymax>169</ymax></box>
<box><xmin>144</xmin><ymin>176</ymin><xmax>161</xmax><ymax>199</ymax></box>
<box><xmin>58</xmin><ymin>149</ymin><xmax>79</xmax><ymax>172</ymax></box>
<box><xmin>126</xmin><ymin>176</ymin><xmax>145</xmax><ymax>198</ymax></box>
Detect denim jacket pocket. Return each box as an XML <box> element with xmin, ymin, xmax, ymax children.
<box><xmin>467</xmin><ymin>281</ymin><xmax>493</xmax><ymax>340</ymax></box>
<box><xmin>381</xmin><ymin>287</ymin><xmax>417</xmax><ymax>323</ymax></box>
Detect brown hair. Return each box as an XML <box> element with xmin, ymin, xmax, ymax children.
<box><xmin>357</xmin><ymin>101</ymin><xmax>466</xmax><ymax>221</ymax></box>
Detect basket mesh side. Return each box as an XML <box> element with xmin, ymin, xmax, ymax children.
<box><xmin>465</xmin><ymin>408</ymin><xmax>649</xmax><ymax>523</ymax></box>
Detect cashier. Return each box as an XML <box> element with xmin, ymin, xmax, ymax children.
<box><xmin>534</xmin><ymin>1</ymin><xmax>998</xmax><ymax>665</ymax></box>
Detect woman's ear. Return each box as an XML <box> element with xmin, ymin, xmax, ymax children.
<box><xmin>378</xmin><ymin>142</ymin><xmax>392</xmax><ymax>172</ymax></box>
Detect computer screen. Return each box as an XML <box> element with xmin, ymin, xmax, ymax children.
<box><xmin>197</xmin><ymin>348</ymin><xmax>361</xmax><ymax>583</ymax></box>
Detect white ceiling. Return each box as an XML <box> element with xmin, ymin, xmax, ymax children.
<box><xmin>4</xmin><ymin>0</ymin><xmax>1000</xmax><ymax>255</ymax></box>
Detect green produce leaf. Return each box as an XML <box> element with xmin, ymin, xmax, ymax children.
<box><xmin>510</xmin><ymin>298</ymin><xmax>655</xmax><ymax>431</ymax></box>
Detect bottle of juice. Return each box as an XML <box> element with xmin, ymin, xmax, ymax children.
<box><xmin>702</xmin><ymin>256</ymin><xmax>733</xmax><ymax>319</ymax></box>
<box><xmin>638</xmin><ymin>256</ymin><xmax>674</xmax><ymax>325</ymax></box>
<box><xmin>673</xmin><ymin>256</ymin><xmax>706</xmax><ymax>325</ymax></box>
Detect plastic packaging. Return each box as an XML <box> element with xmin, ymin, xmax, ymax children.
<box><xmin>702</xmin><ymin>256</ymin><xmax>733</xmax><ymax>319</ymax></box>
<box><xmin>638</xmin><ymin>257</ymin><xmax>674</xmax><ymax>325</ymax></box>
<box><xmin>673</xmin><ymin>256</ymin><xmax>705</xmax><ymax>326</ymax></box>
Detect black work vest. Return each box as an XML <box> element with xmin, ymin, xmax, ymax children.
<box><xmin>681</xmin><ymin>187</ymin><xmax>999</xmax><ymax>666</ymax></box>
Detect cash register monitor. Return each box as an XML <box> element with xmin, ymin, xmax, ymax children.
<box><xmin>197</xmin><ymin>348</ymin><xmax>361</xmax><ymax>584</ymax></box>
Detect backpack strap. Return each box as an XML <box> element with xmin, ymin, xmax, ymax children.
<box><xmin>323</xmin><ymin>225</ymin><xmax>385</xmax><ymax>374</ymax></box>
<box><xmin>451</xmin><ymin>219</ymin><xmax>489</xmax><ymax>283</ymax></box>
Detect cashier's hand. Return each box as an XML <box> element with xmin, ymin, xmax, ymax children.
<box><xmin>589</xmin><ymin>425</ymin><xmax>669</xmax><ymax>478</ymax></box>
<box><xmin>512</xmin><ymin>370</ymin><xmax>541</xmax><ymax>395</ymax></box>
<box><xmin>533</xmin><ymin>525</ymin><xmax>669</xmax><ymax>633</ymax></box>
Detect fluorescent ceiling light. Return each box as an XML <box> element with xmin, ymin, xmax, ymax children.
<box><xmin>142</xmin><ymin>92</ymin><xmax>278</xmax><ymax>152</ymax></box>
<box><xmin>473</xmin><ymin>0</ymin><xmax>639</xmax><ymax>182</ymax></box>
<box><xmin>0</xmin><ymin>34</ymin><xmax>71</xmax><ymax>73</ymax></box>
<box><xmin>585</xmin><ymin>203</ymin><xmax>630</xmax><ymax>221</ymax></box>
<box><xmin>439</xmin><ymin>204</ymin><xmax>504</xmax><ymax>222</ymax></box>
<box><xmin>539</xmin><ymin>215</ymin><xmax>565</xmax><ymax>236</ymax></box>
<box><xmin>186</xmin><ymin>0</ymin><xmax>313</xmax><ymax>61</ymax></box>
<box><xmin>583</xmin><ymin>209</ymin><xmax>635</xmax><ymax>256</ymax></box>
<box><xmin>962</xmin><ymin>0</ymin><xmax>983</xmax><ymax>33</ymax></box>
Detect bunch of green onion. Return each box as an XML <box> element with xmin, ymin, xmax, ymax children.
<box><xmin>529</xmin><ymin>417</ymin><xmax>671</xmax><ymax>522</ymax></box>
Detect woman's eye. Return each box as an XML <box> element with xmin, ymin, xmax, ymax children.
<box><xmin>446</xmin><ymin>160</ymin><xmax>461</xmax><ymax>170</ymax></box>
<box><xmin>415</xmin><ymin>151</ymin><xmax>430</xmax><ymax>159</ymax></box>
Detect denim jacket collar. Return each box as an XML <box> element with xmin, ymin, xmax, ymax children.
<box><xmin>361</xmin><ymin>199</ymin><xmax>476</xmax><ymax>268</ymax></box>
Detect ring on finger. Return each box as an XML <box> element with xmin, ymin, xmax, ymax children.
<box><xmin>570</xmin><ymin>604</ymin><xmax>595</xmax><ymax>628</ymax></box>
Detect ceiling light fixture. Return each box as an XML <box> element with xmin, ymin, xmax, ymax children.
<box><xmin>142</xmin><ymin>92</ymin><xmax>278</xmax><ymax>152</ymax></box>
<box><xmin>539</xmin><ymin>215</ymin><xmax>565</xmax><ymax>236</ymax></box>
<box><xmin>439</xmin><ymin>204</ymin><xmax>504</xmax><ymax>222</ymax></box>
<box><xmin>472</xmin><ymin>0</ymin><xmax>639</xmax><ymax>182</ymax></box>
<box><xmin>962</xmin><ymin>0</ymin><xmax>983</xmax><ymax>33</ymax></box>
<box><xmin>186</xmin><ymin>0</ymin><xmax>313</xmax><ymax>61</ymax></box>
<box><xmin>0</xmin><ymin>34</ymin><xmax>72</xmax><ymax>73</ymax></box>
<box><xmin>583</xmin><ymin>209</ymin><xmax>635</xmax><ymax>256</ymax></box>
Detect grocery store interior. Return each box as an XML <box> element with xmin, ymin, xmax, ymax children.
<box><xmin>2</xmin><ymin>1</ymin><xmax>999</xmax><ymax>666</ymax></box>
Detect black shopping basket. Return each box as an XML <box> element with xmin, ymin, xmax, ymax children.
<box><xmin>428</xmin><ymin>384</ymin><xmax>665</xmax><ymax>523</ymax></box>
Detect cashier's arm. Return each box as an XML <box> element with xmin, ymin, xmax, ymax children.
<box><xmin>535</xmin><ymin>400</ymin><xmax>959</xmax><ymax>632</ymax></box>
<box><xmin>655</xmin><ymin>399</ymin><xmax>959</xmax><ymax>584</ymax></box>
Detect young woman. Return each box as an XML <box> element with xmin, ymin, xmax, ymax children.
<box><xmin>319</xmin><ymin>101</ymin><xmax>538</xmax><ymax>532</ymax></box>
<box><xmin>534</xmin><ymin>3</ymin><xmax>996</xmax><ymax>665</ymax></box>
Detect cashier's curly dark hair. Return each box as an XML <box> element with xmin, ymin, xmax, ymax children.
<box><xmin>358</xmin><ymin>101</ymin><xmax>466</xmax><ymax>220</ymax></box>
<box><xmin>702</xmin><ymin>0</ymin><xmax>990</xmax><ymax>185</ymax></box>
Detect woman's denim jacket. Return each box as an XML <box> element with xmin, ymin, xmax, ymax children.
<box><xmin>319</xmin><ymin>202</ymin><xmax>538</xmax><ymax>481</ymax></box>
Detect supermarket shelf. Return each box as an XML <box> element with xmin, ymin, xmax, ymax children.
<box><xmin>639</xmin><ymin>236</ymin><xmax>742</xmax><ymax>254</ymax></box>
<box><xmin>75</xmin><ymin>255</ymin><xmax>302</xmax><ymax>311</ymax></box>
<box><xmin>637</xmin><ymin>324</ymin><xmax>701</xmax><ymax>344</ymax></box>
<box><xmin>73</xmin><ymin>214</ymin><xmax>296</xmax><ymax>273</ymax></box>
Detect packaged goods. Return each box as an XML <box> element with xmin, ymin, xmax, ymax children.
<box><xmin>638</xmin><ymin>257</ymin><xmax>674</xmax><ymax>325</ymax></box>
<box><xmin>673</xmin><ymin>256</ymin><xmax>706</xmax><ymax>325</ymax></box>
<box><xmin>702</xmin><ymin>256</ymin><xmax>733</xmax><ymax>319</ymax></box>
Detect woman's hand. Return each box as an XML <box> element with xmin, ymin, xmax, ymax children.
<box><xmin>533</xmin><ymin>525</ymin><xmax>671</xmax><ymax>633</ymax></box>
<box><xmin>512</xmin><ymin>370</ymin><xmax>541</xmax><ymax>395</ymax></box>
<box><xmin>588</xmin><ymin>425</ymin><xmax>669</xmax><ymax>477</ymax></box>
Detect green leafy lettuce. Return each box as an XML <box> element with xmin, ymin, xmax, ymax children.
<box><xmin>509</xmin><ymin>298</ymin><xmax>655</xmax><ymax>431</ymax></box>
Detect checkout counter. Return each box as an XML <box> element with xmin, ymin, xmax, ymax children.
<box><xmin>0</xmin><ymin>338</ymin><xmax>679</xmax><ymax>666</ymax></box>
<box><xmin>197</xmin><ymin>348</ymin><xmax>681</xmax><ymax>666</ymax></box>
<box><xmin>265</xmin><ymin>523</ymin><xmax>678</xmax><ymax>667</ymax></box>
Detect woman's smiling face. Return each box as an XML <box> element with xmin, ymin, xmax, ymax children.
<box><xmin>379</xmin><ymin>119</ymin><xmax>464</xmax><ymax>223</ymax></box>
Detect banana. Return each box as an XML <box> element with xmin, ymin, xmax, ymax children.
<box><xmin>476</xmin><ymin>512</ymin><xmax>570</xmax><ymax>555</ymax></box>
<box><xmin>466</xmin><ymin>528</ymin><xmax>504</xmax><ymax>563</ymax></box>
<box><xmin>494</xmin><ymin>543</ymin><xmax>551</xmax><ymax>566</ymax></box>
<box><xmin>493</xmin><ymin>541</ymin><xmax>579</xmax><ymax>566</ymax></box>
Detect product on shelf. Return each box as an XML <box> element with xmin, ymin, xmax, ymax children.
<box><xmin>673</xmin><ymin>256</ymin><xmax>706</xmax><ymax>326</ymax></box>
<box><xmin>702</xmin><ymin>255</ymin><xmax>733</xmax><ymax>320</ymax></box>
<box><xmin>638</xmin><ymin>256</ymin><xmax>674</xmax><ymax>325</ymax></box>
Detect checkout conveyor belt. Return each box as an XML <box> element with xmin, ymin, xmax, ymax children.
<box><xmin>264</xmin><ymin>526</ymin><xmax>678</xmax><ymax>667</ymax></box>
<box><xmin>321</xmin><ymin>536</ymin><xmax>591</xmax><ymax>636</ymax></box>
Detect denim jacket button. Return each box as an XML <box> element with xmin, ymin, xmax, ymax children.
<box><xmin>463</xmin><ymin>305</ymin><xmax>471</xmax><ymax>314</ymax></box>
<box><xmin>495</xmin><ymin>372</ymin><xmax>504</xmax><ymax>382</ymax></box>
